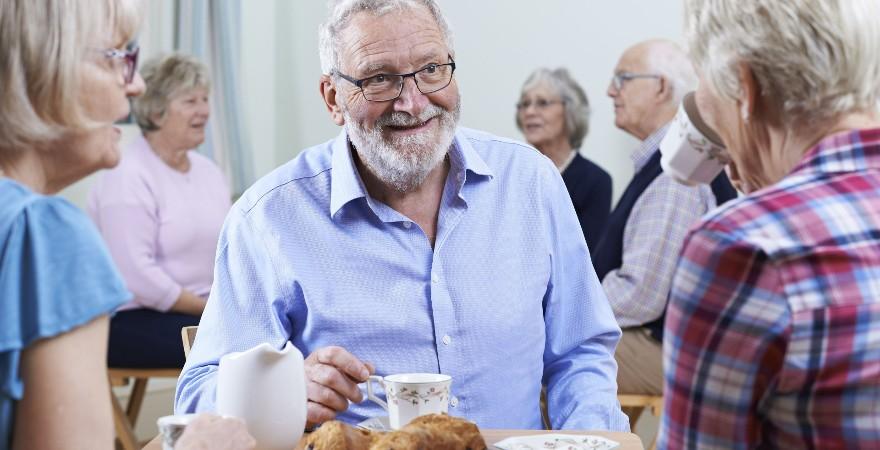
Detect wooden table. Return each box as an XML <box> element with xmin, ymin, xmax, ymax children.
<box><xmin>143</xmin><ymin>429</ymin><xmax>644</xmax><ymax>449</ymax></box>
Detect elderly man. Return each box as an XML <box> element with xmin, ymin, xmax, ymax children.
<box><xmin>591</xmin><ymin>39</ymin><xmax>736</xmax><ymax>400</ymax></box>
<box><xmin>175</xmin><ymin>0</ymin><xmax>627</xmax><ymax>431</ymax></box>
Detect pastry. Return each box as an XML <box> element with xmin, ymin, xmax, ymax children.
<box><xmin>303</xmin><ymin>420</ymin><xmax>377</xmax><ymax>449</ymax></box>
<box><xmin>369</xmin><ymin>414</ymin><xmax>486</xmax><ymax>450</ymax></box>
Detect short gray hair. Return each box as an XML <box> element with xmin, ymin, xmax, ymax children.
<box><xmin>318</xmin><ymin>0</ymin><xmax>454</xmax><ymax>75</ymax></box>
<box><xmin>643</xmin><ymin>40</ymin><xmax>697</xmax><ymax>107</ymax></box>
<box><xmin>685</xmin><ymin>0</ymin><xmax>880</xmax><ymax>128</ymax></box>
<box><xmin>516</xmin><ymin>68</ymin><xmax>591</xmax><ymax>150</ymax></box>
<box><xmin>0</xmin><ymin>0</ymin><xmax>141</xmax><ymax>151</ymax></box>
<box><xmin>132</xmin><ymin>53</ymin><xmax>211</xmax><ymax>132</ymax></box>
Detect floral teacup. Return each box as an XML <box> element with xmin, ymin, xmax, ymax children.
<box><xmin>660</xmin><ymin>91</ymin><xmax>731</xmax><ymax>186</ymax></box>
<box><xmin>364</xmin><ymin>373</ymin><xmax>452</xmax><ymax>429</ymax></box>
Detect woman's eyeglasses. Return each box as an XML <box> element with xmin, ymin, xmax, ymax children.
<box><xmin>101</xmin><ymin>45</ymin><xmax>140</xmax><ymax>85</ymax></box>
<box><xmin>516</xmin><ymin>98</ymin><xmax>563</xmax><ymax>111</ymax></box>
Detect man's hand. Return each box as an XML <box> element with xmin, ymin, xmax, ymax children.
<box><xmin>175</xmin><ymin>414</ymin><xmax>256</xmax><ymax>450</ymax></box>
<box><xmin>304</xmin><ymin>346</ymin><xmax>374</xmax><ymax>426</ymax></box>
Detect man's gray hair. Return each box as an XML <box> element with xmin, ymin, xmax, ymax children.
<box><xmin>685</xmin><ymin>0</ymin><xmax>880</xmax><ymax>128</ymax></box>
<box><xmin>516</xmin><ymin>68</ymin><xmax>592</xmax><ymax>150</ymax></box>
<box><xmin>644</xmin><ymin>40</ymin><xmax>697</xmax><ymax>107</ymax></box>
<box><xmin>318</xmin><ymin>0</ymin><xmax>454</xmax><ymax>75</ymax></box>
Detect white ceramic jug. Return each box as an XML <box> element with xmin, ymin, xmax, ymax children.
<box><xmin>216</xmin><ymin>342</ymin><xmax>307</xmax><ymax>450</ymax></box>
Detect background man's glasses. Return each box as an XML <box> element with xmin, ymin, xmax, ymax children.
<box><xmin>611</xmin><ymin>72</ymin><xmax>660</xmax><ymax>90</ymax></box>
<box><xmin>335</xmin><ymin>56</ymin><xmax>456</xmax><ymax>102</ymax></box>
<box><xmin>516</xmin><ymin>99</ymin><xmax>564</xmax><ymax>111</ymax></box>
<box><xmin>102</xmin><ymin>45</ymin><xmax>140</xmax><ymax>85</ymax></box>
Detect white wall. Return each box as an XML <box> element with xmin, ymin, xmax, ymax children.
<box><xmin>62</xmin><ymin>1</ymin><xmax>685</xmax><ymax>208</ymax></box>
<box><xmin>268</xmin><ymin>0</ymin><xmax>685</xmax><ymax>201</ymax></box>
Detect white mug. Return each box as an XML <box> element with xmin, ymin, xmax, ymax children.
<box><xmin>660</xmin><ymin>91</ymin><xmax>731</xmax><ymax>185</ymax></box>
<box><xmin>364</xmin><ymin>373</ymin><xmax>452</xmax><ymax>430</ymax></box>
<box><xmin>157</xmin><ymin>414</ymin><xmax>199</xmax><ymax>450</ymax></box>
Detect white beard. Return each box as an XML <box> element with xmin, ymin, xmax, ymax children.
<box><xmin>344</xmin><ymin>101</ymin><xmax>460</xmax><ymax>192</ymax></box>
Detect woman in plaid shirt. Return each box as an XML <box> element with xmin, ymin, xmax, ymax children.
<box><xmin>660</xmin><ymin>0</ymin><xmax>880</xmax><ymax>448</ymax></box>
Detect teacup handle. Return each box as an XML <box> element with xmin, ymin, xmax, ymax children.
<box><xmin>364</xmin><ymin>375</ymin><xmax>388</xmax><ymax>412</ymax></box>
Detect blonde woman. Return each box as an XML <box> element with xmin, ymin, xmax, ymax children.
<box><xmin>663</xmin><ymin>0</ymin><xmax>880</xmax><ymax>447</ymax></box>
<box><xmin>0</xmin><ymin>1</ymin><xmax>251</xmax><ymax>449</ymax></box>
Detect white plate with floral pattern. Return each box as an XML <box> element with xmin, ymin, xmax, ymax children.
<box><xmin>493</xmin><ymin>433</ymin><xmax>620</xmax><ymax>450</ymax></box>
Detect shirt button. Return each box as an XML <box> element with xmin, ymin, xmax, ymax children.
<box><xmin>403</xmin><ymin>222</ymin><xmax>412</xmax><ymax>229</ymax></box>
<box><xmin>450</xmin><ymin>396</ymin><xmax>459</xmax><ymax>407</ymax></box>
<box><xmin>431</xmin><ymin>273</ymin><xmax>439</xmax><ymax>283</ymax></box>
<box><xmin>442</xmin><ymin>335</ymin><xmax>451</xmax><ymax>345</ymax></box>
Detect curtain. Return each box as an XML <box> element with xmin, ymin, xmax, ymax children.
<box><xmin>176</xmin><ymin>0</ymin><xmax>254</xmax><ymax>196</ymax></box>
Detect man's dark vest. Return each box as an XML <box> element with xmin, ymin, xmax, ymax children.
<box><xmin>592</xmin><ymin>149</ymin><xmax>737</xmax><ymax>342</ymax></box>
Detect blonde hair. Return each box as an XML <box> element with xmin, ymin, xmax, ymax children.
<box><xmin>133</xmin><ymin>53</ymin><xmax>211</xmax><ymax>132</ymax></box>
<box><xmin>685</xmin><ymin>0</ymin><xmax>880</xmax><ymax>128</ymax></box>
<box><xmin>0</xmin><ymin>0</ymin><xmax>142</xmax><ymax>152</ymax></box>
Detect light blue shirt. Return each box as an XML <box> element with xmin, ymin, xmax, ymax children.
<box><xmin>175</xmin><ymin>128</ymin><xmax>628</xmax><ymax>431</ymax></box>
<box><xmin>1</xmin><ymin>179</ymin><xmax>130</xmax><ymax>449</ymax></box>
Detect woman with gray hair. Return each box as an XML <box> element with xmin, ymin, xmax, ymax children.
<box><xmin>88</xmin><ymin>53</ymin><xmax>230</xmax><ymax>369</ymax></box>
<box><xmin>516</xmin><ymin>68</ymin><xmax>612</xmax><ymax>251</ymax></box>
<box><xmin>662</xmin><ymin>0</ymin><xmax>880</xmax><ymax>448</ymax></box>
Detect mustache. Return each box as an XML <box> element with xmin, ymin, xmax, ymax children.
<box><xmin>375</xmin><ymin>105</ymin><xmax>445</xmax><ymax>128</ymax></box>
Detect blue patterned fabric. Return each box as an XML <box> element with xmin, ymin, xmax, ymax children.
<box><xmin>0</xmin><ymin>179</ymin><xmax>129</xmax><ymax>448</ymax></box>
<box><xmin>176</xmin><ymin>128</ymin><xmax>628</xmax><ymax>431</ymax></box>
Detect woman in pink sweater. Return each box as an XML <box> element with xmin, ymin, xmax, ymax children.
<box><xmin>89</xmin><ymin>53</ymin><xmax>230</xmax><ymax>368</ymax></box>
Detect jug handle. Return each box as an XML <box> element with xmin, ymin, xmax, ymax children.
<box><xmin>365</xmin><ymin>375</ymin><xmax>388</xmax><ymax>412</ymax></box>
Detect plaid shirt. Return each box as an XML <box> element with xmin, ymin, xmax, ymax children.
<box><xmin>603</xmin><ymin>125</ymin><xmax>717</xmax><ymax>327</ymax></box>
<box><xmin>661</xmin><ymin>128</ymin><xmax>880</xmax><ymax>449</ymax></box>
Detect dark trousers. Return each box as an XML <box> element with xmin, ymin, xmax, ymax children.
<box><xmin>107</xmin><ymin>308</ymin><xmax>200</xmax><ymax>368</ymax></box>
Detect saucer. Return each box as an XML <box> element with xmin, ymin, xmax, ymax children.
<box><xmin>493</xmin><ymin>434</ymin><xmax>620</xmax><ymax>450</ymax></box>
<box><xmin>356</xmin><ymin>416</ymin><xmax>391</xmax><ymax>432</ymax></box>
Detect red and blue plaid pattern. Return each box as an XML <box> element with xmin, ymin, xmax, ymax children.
<box><xmin>660</xmin><ymin>128</ymin><xmax>880</xmax><ymax>449</ymax></box>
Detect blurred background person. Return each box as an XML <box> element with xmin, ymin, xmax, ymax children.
<box><xmin>516</xmin><ymin>68</ymin><xmax>611</xmax><ymax>252</ymax></box>
<box><xmin>0</xmin><ymin>0</ymin><xmax>145</xmax><ymax>447</ymax></box>
<box><xmin>88</xmin><ymin>53</ymin><xmax>230</xmax><ymax>369</ymax></box>
<box><xmin>662</xmin><ymin>0</ymin><xmax>880</xmax><ymax>448</ymax></box>
<box><xmin>593</xmin><ymin>40</ymin><xmax>736</xmax><ymax>419</ymax></box>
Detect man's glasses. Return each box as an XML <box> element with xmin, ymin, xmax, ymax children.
<box><xmin>516</xmin><ymin>98</ymin><xmax>564</xmax><ymax>111</ymax></box>
<box><xmin>102</xmin><ymin>45</ymin><xmax>140</xmax><ymax>85</ymax></box>
<box><xmin>335</xmin><ymin>56</ymin><xmax>456</xmax><ymax>102</ymax></box>
<box><xmin>611</xmin><ymin>72</ymin><xmax>661</xmax><ymax>91</ymax></box>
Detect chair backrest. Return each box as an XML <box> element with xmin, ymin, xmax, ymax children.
<box><xmin>181</xmin><ymin>326</ymin><xmax>198</xmax><ymax>359</ymax></box>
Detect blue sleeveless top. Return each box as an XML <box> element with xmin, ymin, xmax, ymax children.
<box><xmin>0</xmin><ymin>178</ymin><xmax>130</xmax><ymax>448</ymax></box>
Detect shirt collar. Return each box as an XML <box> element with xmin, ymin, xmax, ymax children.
<box><xmin>631</xmin><ymin>123</ymin><xmax>670</xmax><ymax>172</ymax></box>
<box><xmin>329</xmin><ymin>130</ymin><xmax>367</xmax><ymax>218</ymax></box>
<box><xmin>329</xmin><ymin>128</ymin><xmax>494</xmax><ymax>218</ymax></box>
<box><xmin>790</xmin><ymin>127</ymin><xmax>880</xmax><ymax>177</ymax></box>
<box><xmin>557</xmin><ymin>150</ymin><xmax>578</xmax><ymax>173</ymax></box>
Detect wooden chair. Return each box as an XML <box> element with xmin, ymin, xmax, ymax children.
<box><xmin>618</xmin><ymin>394</ymin><xmax>663</xmax><ymax>450</ymax></box>
<box><xmin>181</xmin><ymin>326</ymin><xmax>198</xmax><ymax>358</ymax></box>
<box><xmin>108</xmin><ymin>367</ymin><xmax>181</xmax><ymax>450</ymax></box>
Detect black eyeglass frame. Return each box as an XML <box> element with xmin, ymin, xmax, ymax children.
<box><xmin>334</xmin><ymin>56</ymin><xmax>457</xmax><ymax>102</ymax></box>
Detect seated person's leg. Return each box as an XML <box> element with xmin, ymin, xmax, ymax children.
<box><xmin>615</xmin><ymin>327</ymin><xmax>663</xmax><ymax>395</ymax></box>
<box><xmin>108</xmin><ymin>309</ymin><xmax>201</xmax><ymax>368</ymax></box>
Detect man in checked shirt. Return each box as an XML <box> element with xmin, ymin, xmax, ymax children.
<box><xmin>592</xmin><ymin>39</ymin><xmax>736</xmax><ymax>411</ymax></box>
